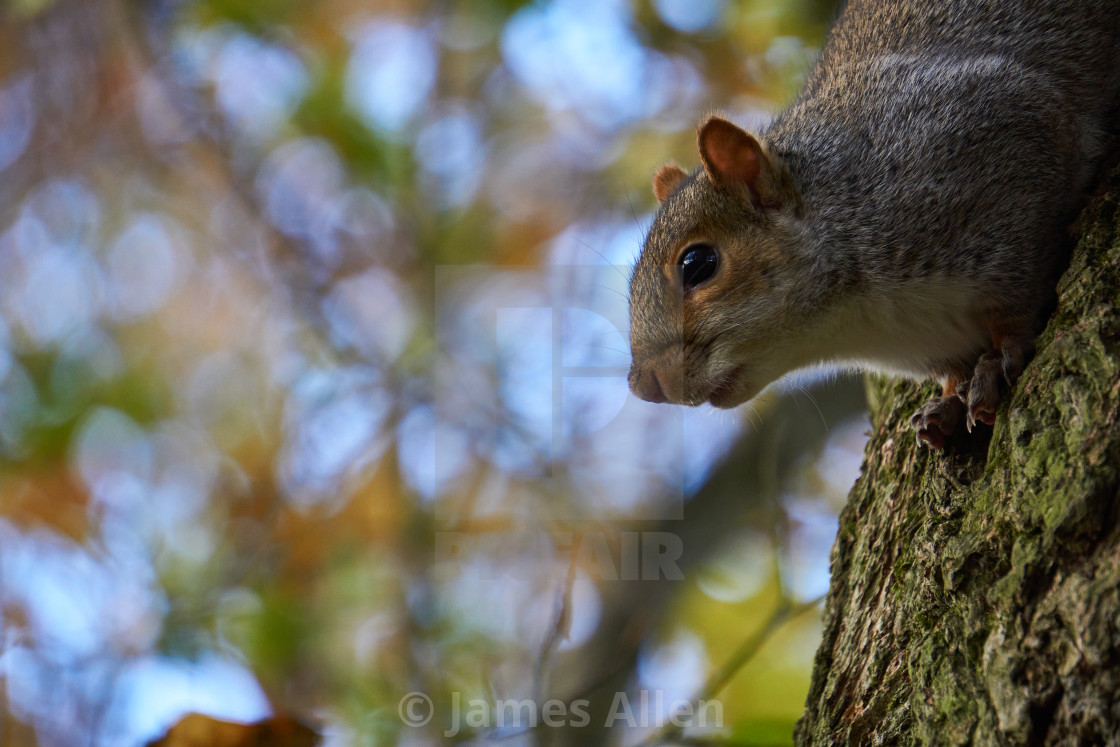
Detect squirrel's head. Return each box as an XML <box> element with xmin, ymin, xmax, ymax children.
<box><xmin>628</xmin><ymin>115</ymin><xmax>806</xmax><ymax>409</ymax></box>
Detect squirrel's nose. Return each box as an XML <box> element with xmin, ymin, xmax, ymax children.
<box><xmin>630</xmin><ymin>366</ymin><xmax>668</xmax><ymax>404</ymax></box>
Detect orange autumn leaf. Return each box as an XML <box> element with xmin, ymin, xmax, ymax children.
<box><xmin>145</xmin><ymin>712</ymin><xmax>319</xmax><ymax>747</ymax></box>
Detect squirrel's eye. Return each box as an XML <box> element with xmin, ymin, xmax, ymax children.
<box><xmin>678</xmin><ymin>244</ymin><xmax>718</xmax><ymax>290</ymax></box>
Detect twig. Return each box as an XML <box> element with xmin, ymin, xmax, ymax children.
<box><xmin>635</xmin><ymin>592</ymin><xmax>826</xmax><ymax>747</ymax></box>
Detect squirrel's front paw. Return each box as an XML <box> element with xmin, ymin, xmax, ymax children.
<box><xmin>959</xmin><ymin>352</ymin><xmax>1003</xmax><ymax>431</ymax></box>
<box><xmin>911</xmin><ymin>395</ymin><xmax>966</xmax><ymax>450</ymax></box>
<box><xmin>958</xmin><ymin>336</ymin><xmax>1033</xmax><ymax>432</ymax></box>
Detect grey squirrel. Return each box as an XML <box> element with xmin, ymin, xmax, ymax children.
<box><xmin>628</xmin><ymin>0</ymin><xmax>1120</xmax><ymax>449</ymax></box>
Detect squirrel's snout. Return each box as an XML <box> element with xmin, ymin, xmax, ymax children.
<box><xmin>629</xmin><ymin>360</ymin><xmax>675</xmax><ymax>404</ymax></box>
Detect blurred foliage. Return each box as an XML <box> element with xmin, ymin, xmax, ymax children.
<box><xmin>0</xmin><ymin>0</ymin><xmax>864</xmax><ymax>745</ymax></box>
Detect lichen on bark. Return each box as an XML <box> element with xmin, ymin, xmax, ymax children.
<box><xmin>796</xmin><ymin>167</ymin><xmax>1120</xmax><ymax>745</ymax></box>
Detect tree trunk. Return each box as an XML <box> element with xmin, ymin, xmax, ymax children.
<box><xmin>796</xmin><ymin>167</ymin><xmax>1120</xmax><ymax>745</ymax></box>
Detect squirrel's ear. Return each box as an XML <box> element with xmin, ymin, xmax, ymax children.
<box><xmin>652</xmin><ymin>163</ymin><xmax>687</xmax><ymax>203</ymax></box>
<box><xmin>698</xmin><ymin>116</ymin><xmax>780</xmax><ymax>208</ymax></box>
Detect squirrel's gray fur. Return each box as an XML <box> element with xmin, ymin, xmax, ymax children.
<box><xmin>628</xmin><ymin>0</ymin><xmax>1120</xmax><ymax>448</ymax></box>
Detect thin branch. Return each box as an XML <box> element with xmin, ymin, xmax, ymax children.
<box><xmin>534</xmin><ymin>551</ymin><xmax>580</xmax><ymax>706</ymax></box>
<box><xmin>636</xmin><ymin>592</ymin><xmax>826</xmax><ymax>747</ymax></box>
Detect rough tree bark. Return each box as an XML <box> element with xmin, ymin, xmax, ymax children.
<box><xmin>796</xmin><ymin>167</ymin><xmax>1120</xmax><ymax>746</ymax></box>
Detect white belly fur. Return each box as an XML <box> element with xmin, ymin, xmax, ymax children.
<box><xmin>814</xmin><ymin>280</ymin><xmax>989</xmax><ymax>378</ymax></box>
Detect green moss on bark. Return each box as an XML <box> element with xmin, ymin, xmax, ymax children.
<box><xmin>796</xmin><ymin>169</ymin><xmax>1120</xmax><ymax>745</ymax></box>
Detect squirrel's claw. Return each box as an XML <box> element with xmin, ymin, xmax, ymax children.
<box><xmin>965</xmin><ymin>352</ymin><xmax>1004</xmax><ymax>432</ymax></box>
<box><xmin>911</xmin><ymin>395</ymin><xmax>965</xmax><ymax>451</ymax></box>
<box><xmin>917</xmin><ymin>426</ymin><xmax>948</xmax><ymax>450</ymax></box>
<box><xmin>968</xmin><ymin>402</ymin><xmax>998</xmax><ymax>430</ymax></box>
<box><xmin>998</xmin><ymin>336</ymin><xmax>1034</xmax><ymax>387</ymax></box>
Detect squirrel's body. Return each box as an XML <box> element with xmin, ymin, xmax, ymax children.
<box><xmin>771</xmin><ymin>53</ymin><xmax>1081</xmax><ymax>377</ymax></box>
<box><xmin>628</xmin><ymin>0</ymin><xmax>1120</xmax><ymax>448</ymax></box>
